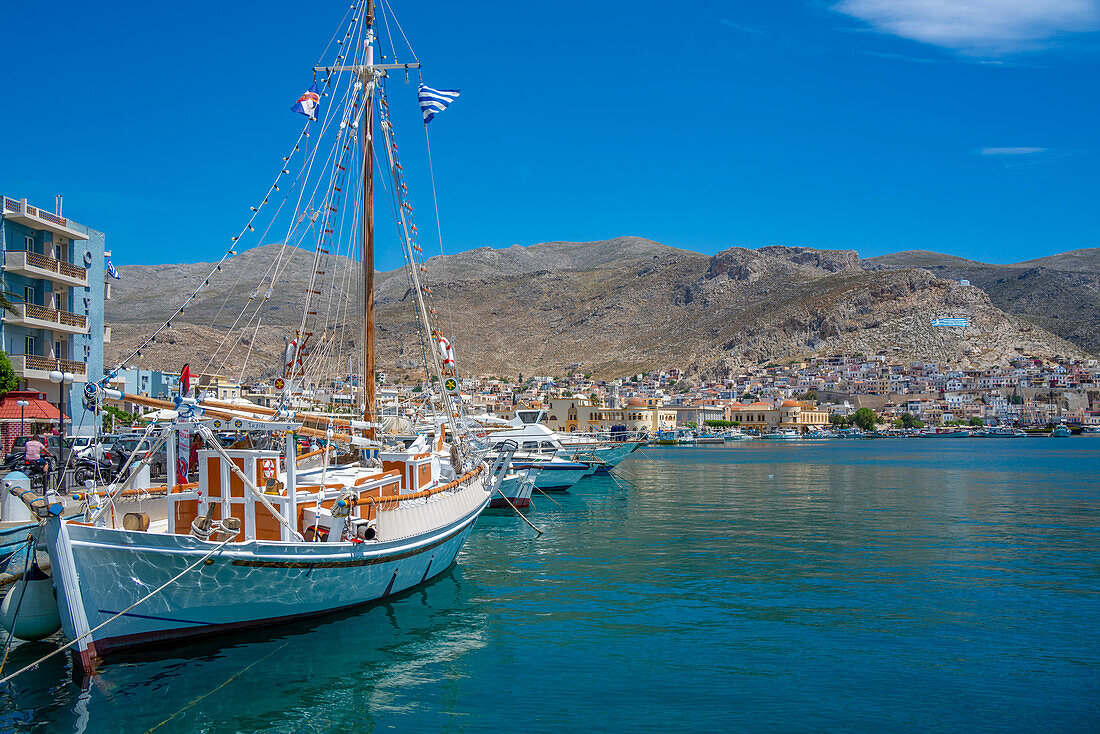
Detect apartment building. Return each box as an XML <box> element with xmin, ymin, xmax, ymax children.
<box><xmin>1</xmin><ymin>195</ymin><xmax>107</xmax><ymax>437</ymax></box>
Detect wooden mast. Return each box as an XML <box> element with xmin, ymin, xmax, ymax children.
<box><xmin>312</xmin><ymin>6</ymin><xmax>419</xmax><ymax>441</ymax></box>
<box><xmin>362</xmin><ymin>0</ymin><xmax>376</xmax><ymax>437</ymax></box>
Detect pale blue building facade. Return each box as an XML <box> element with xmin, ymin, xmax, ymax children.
<box><xmin>111</xmin><ymin>368</ymin><xmax>180</xmax><ymax>402</ymax></box>
<box><xmin>0</xmin><ymin>195</ymin><xmax>107</xmax><ymax>436</ymax></box>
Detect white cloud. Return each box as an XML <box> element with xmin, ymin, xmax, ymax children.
<box><xmin>834</xmin><ymin>0</ymin><xmax>1100</xmax><ymax>55</ymax></box>
<box><xmin>980</xmin><ymin>147</ymin><xmax>1048</xmax><ymax>155</ymax></box>
<box><xmin>720</xmin><ymin>19</ymin><xmax>765</xmax><ymax>34</ymax></box>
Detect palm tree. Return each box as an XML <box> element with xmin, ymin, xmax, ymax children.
<box><xmin>0</xmin><ymin>291</ymin><xmax>15</xmax><ymax>315</ymax></box>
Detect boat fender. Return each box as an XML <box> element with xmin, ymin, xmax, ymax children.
<box><xmin>0</xmin><ymin>562</ymin><xmax>61</xmax><ymax>641</ymax></box>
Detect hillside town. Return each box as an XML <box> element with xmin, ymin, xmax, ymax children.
<box><xmin>49</xmin><ymin>353</ymin><xmax>1097</xmax><ymax>447</ymax></box>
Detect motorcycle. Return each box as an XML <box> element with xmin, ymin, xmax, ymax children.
<box><xmin>73</xmin><ymin>453</ymin><xmax>114</xmax><ymax>486</ymax></box>
<box><xmin>21</xmin><ymin>458</ymin><xmax>52</xmax><ymax>493</ymax></box>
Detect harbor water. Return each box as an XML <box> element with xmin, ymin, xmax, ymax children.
<box><xmin>1</xmin><ymin>439</ymin><xmax>1098</xmax><ymax>732</ymax></box>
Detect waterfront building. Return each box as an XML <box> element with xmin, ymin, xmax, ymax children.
<box><xmin>543</xmin><ymin>396</ymin><xmax>676</xmax><ymax>434</ymax></box>
<box><xmin>675</xmin><ymin>405</ymin><xmax>726</xmax><ymax>426</ymax></box>
<box><xmin>729</xmin><ymin>400</ymin><xmax>830</xmax><ymax>434</ymax></box>
<box><xmin>0</xmin><ymin>195</ymin><xmax>106</xmax><ymax>443</ymax></box>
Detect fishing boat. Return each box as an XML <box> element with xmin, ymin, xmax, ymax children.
<box><xmin>20</xmin><ymin>2</ymin><xmax>503</xmax><ymax>673</ymax></box>
<box><xmin>975</xmin><ymin>425</ymin><xmax>1027</xmax><ymax>438</ymax></box>
<box><xmin>1052</xmin><ymin>424</ymin><xmax>1072</xmax><ymax>437</ymax></box>
<box><xmin>0</xmin><ymin>473</ymin><xmax>53</xmax><ymax>578</ymax></box>
<box><xmin>762</xmin><ymin>429</ymin><xmax>801</xmax><ymax>440</ymax></box>
<box><xmin>506</xmin><ymin>455</ymin><xmax>594</xmax><ymax>491</ymax></box>
<box><xmin>917</xmin><ymin>428</ymin><xmax>971</xmax><ymax>438</ymax></box>
<box><xmin>490</xmin><ymin>469</ymin><xmax>536</xmax><ymax>509</ymax></box>
<box><xmin>835</xmin><ymin>428</ymin><xmax>867</xmax><ymax>439</ymax></box>
<box><xmin>655</xmin><ymin>428</ymin><xmax>695</xmax><ymax>445</ymax></box>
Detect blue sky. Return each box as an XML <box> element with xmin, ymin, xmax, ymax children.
<box><xmin>3</xmin><ymin>0</ymin><xmax>1098</xmax><ymax>270</ymax></box>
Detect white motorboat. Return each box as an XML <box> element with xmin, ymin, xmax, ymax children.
<box><xmin>472</xmin><ymin>410</ymin><xmax>640</xmax><ymax>486</ymax></box>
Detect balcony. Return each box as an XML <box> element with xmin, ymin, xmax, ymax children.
<box><xmin>1</xmin><ymin>197</ymin><xmax>88</xmax><ymax>241</ymax></box>
<box><xmin>3</xmin><ymin>303</ymin><xmax>88</xmax><ymax>335</ymax></box>
<box><xmin>3</xmin><ymin>250</ymin><xmax>88</xmax><ymax>287</ymax></box>
<box><xmin>10</xmin><ymin>354</ymin><xmax>88</xmax><ymax>382</ymax></box>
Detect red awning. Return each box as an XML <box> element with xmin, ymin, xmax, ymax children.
<box><xmin>0</xmin><ymin>390</ymin><xmax>64</xmax><ymax>422</ymax></box>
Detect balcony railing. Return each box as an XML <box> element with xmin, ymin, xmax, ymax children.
<box><xmin>4</xmin><ymin>197</ymin><xmax>70</xmax><ymax>227</ymax></box>
<box><xmin>26</xmin><ymin>250</ymin><xmax>87</xmax><ymax>280</ymax></box>
<box><xmin>2</xmin><ymin>196</ymin><xmax>88</xmax><ymax>241</ymax></box>
<box><xmin>3</xmin><ymin>250</ymin><xmax>88</xmax><ymax>286</ymax></box>
<box><xmin>6</xmin><ymin>303</ymin><xmax>88</xmax><ymax>333</ymax></box>
<box><xmin>12</xmin><ymin>354</ymin><xmax>87</xmax><ymax>377</ymax></box>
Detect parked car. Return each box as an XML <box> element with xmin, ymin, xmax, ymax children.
<box><xmin>109</xmin><ymin>435</ymin><xmax>169</xmax><ymax>478</ymax></box>
<box><xmin>3</xmin><ymin>435</ymin><xmax>63</xmax><ymax>471</ymax></box>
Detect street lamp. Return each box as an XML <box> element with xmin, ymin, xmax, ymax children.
<box><xmin>49</xmin><ymin>370</ymin><xmax>74</xmax><ymax>491</ymax></box>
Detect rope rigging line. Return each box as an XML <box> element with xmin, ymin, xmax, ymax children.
<box><xmin>0</xmin><ymin>535</ymin><xmax>236</xmax><ymax>686</ymax></box>
<box><xmin>422</xmin><ymin>120</ymin><xmax>459</xmax><ymax>384</ymax></box>
<box><xmin>374</xmin><ymin>79</ymin><xmax>467</xmax><ymax>453</ymax></box>
<box><xmin>203</xmin><ymin>42</ymin><xmax>370</xmax><ymax>378</ymax></box>
<box><xmin>110</xmin><ymin>5</ymin><xmax>367</xmax><ymax>381</ymax></box>
<box><xmin>381</xmin><ymin>0</ymin><xmax>420</xmax><ymax>61</ymax></box>
<box><xmin>285</xmin><ymin>29</ymin><xmax>372</xmax><ymax>394</ymax></box>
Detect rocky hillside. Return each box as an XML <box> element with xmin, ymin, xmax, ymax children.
<box><xmin>865</xmin><ymin>248</ymin><xmax>1100</xmax><ymax>354</ymax></box>
<box><xmin>105</xmin><ymin>238</ymin><xmax>1092</xmax><ymax>379</ymax></box>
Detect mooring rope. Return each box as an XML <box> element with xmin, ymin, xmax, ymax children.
<box><xmin>144</xmin><ymin>641</ymin><xmax>290</xmax><ymax>733</ymax></box>
<box><xmin>0</xmin><ymin>535</ymin><xmax>234</xmax><ymax>686</ymax></box>
<box><xmin>0</xmin><ymin>536</ymin><xmax>37</xmax><ymax>677</ymax></box>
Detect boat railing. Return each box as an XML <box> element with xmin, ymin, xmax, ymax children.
<box><xmin>348</xmin><ymin>463</ymin><xmax>485</xmax><ymax>512</ymax></box>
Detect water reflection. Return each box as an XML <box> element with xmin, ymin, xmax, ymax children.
<box><xmin>1</xmin><ymin>564</ymin><xmax>489</xmax><ymax>734</ymax></box>
<box><xmin>1</xmin><ymin>440</ymin><xmax>1097</xmax><ymax>732</ymax></box>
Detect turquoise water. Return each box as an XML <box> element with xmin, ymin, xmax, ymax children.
<box><xmin>1</xmin><ymin>439</ymin><xmax>1098</xmax><ymax>732</ymax></box>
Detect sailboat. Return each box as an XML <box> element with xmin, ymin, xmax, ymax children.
<box><xmin>23</xmin><ymin>1</ymin><xmax>503</xmax><ymax>673</ymax></box>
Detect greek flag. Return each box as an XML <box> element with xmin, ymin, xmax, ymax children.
<box><xmin>418</xmin><ymin>83</ymin><xmax>460</xmax><ymax>124</ymax></box>
<box><xmin>106</xmin><ymin>258</ymin><xmax>121</xmax><ymax>279</ymax></box>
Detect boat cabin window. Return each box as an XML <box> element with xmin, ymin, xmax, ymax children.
<box><xmin>517</xmin><ymin>411</ymin><xmax>541</xmax><ymax>425</ymax></box>
<box><xmin>539</xmin><ymin>441</ymin><xmax>556</xmax><ymax>453</ymax></box>
<box><xmin>521</xmin><ymin>441</ymin><xmax>538</xmax><ymax>450</ymax></box>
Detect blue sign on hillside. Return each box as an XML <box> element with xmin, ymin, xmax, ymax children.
<box><xmin>931</xmin><ymin>317</ymin><xmax>969</xmax><ymax>327</ymax></box>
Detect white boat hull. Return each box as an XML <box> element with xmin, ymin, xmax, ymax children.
<box><xmin>519</xmin><ymin>463</ymin><xmax>592</xmax><ymax>491</ymax></box>
<box><xmin>568</xmin><ymin>441</ymin><xmax>642</xmax><ymax>471</ymax></box>
<box><xmin>46</xmin><ymin>483</ymin><xmax>489</xmax><ymax>667</ymax></box>
<box><xmin>490</xmin><ymin>470</ymin><xmax>535</xmax><ymax>509</ymax></box>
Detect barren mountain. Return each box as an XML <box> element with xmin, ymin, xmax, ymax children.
<box><xmin>866</xmin><ymin>248</ymin><xmax>1100</xmax><ymax>354</ymax></box>
<box><xmin>106</xmin><ymin>238</ymin><xmax>1092</xmax><ymax>380</ymax></box>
